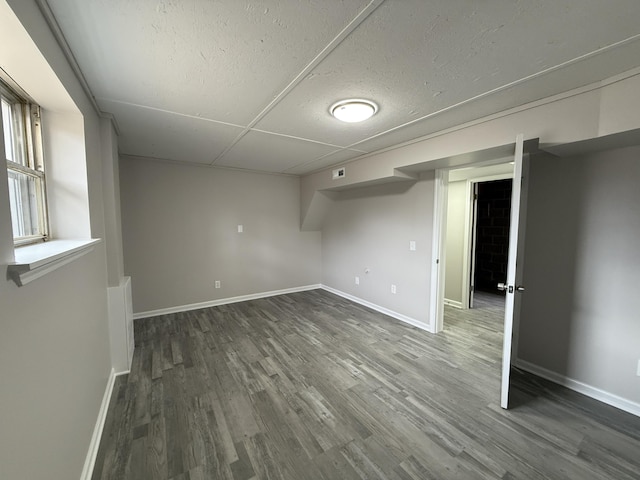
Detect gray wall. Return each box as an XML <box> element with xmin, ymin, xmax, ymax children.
<box><xmin>518</xmin><ymin>146</ymin><xmax>640</xmax><ymax>404</ymax></box>
<box><xmin>1</xmin><ymin>1</ymin><xmax>117</xmax><ymax>478</ymax></box>
<box><xmin>444</xmin><ymin>180</ymin><xmax>467</xmax><ymax>305</ymax></box>
<box><xmin>120</xmin><ymin>157</ymin><xmax>321</xmax><ymax>314</ymax></box>
<box><xmin>321</xmin><ymin>173</ymin><xmax>435</xmax><ymax>327</ymax></box>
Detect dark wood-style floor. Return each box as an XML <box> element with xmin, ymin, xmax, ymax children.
<box><xmin>92</xmin><ymin>290</ymin><xmax>640</xmax><ymax>479</ymax></box>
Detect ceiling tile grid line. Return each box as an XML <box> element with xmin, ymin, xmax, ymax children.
<box><xmin>98</xmin><ymin>93</ymin><xmax>373</xmax><ymax>172</ymax></box>
<box><xmin>97</xmin><ymin>99</ymin><xmax>375</xmax><ymax>153</ymax></box>
<box><xmin>123</xmin><ymin>144</ymin><xmax>368</xmax><ymax>176</ymax></box>
<box><xmin>120</xmin><ymin>153</ymin><xmax>299</xmax><ymax>177</ymax></box>
<box><xmin>208</xmin><ymin>0</ymin><xmax>386</xmax><ymax>168</ymax></box>
<box><xmin>249</xmin><ymin>128</ymin><xmax>367</xmax><ymax>151</ymax></box>
<box><xmin>97</xmin><ymin>97</ymin><xmax>246</xmax><ymax>129</ymax></box>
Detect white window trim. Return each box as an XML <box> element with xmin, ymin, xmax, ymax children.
<box><xmin>7</xmin><ymin>238</ymin><xmax>101</xmax><ymax>286</ymax></box>
<box><xmin>2</xmin><ymin>4</ymin><xmax>97</xmax><ymax>287</ymax></box>
<box><xmin>2</xmin><ymin>73</ymin><xmax>49</xmax><ymax>245</ymax></box>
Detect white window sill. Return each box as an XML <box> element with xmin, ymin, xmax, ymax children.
<box><xmin>7</xmin><ymin>238</ymin><xmax>101</xmax><ymax>286</ymax></box>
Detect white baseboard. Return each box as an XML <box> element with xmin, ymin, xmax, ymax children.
<box><xmin>444</xmin><ymin>298</ymin><xmax>463</xmax><ymax>309</ymax></box>
<box><xmin>321</xmin><ymin>285</ymin><xmax>430</xmax><ymax>332</ymax></box>
<box><xmin>133</xmin><ymin>284</ymin><xmax>322</xmax><ymax>320</ymax></box>
<box><xmin>514</xmin><ymin>358</ymin><xmax>640</xmax><ymax>417</ymax></box>
<box><xmin>81</xmin><ymin>368</ymin><xmax>117</xmax><ymax>480</ymax></box>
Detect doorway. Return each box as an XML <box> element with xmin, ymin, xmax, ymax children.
<box><xmin>440</xmin><ymin>168</ymin><xmax>514</xmax><ymax>400</ymax></box>
<box><xmin>470</xmin><ymin>179</ymin><xmax>513</xmax><ymax>307</ymax></box>
<box><xmin>430</xmin><ymin>136</ymin><xmax>531</xmax><ymax>409</ymax></box>
<box><xmin>443</xmin><ymin>165</ymin><xmax>513</xmax><ymax>313</ymax></box>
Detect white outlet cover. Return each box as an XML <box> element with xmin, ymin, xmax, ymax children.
<box><xmin>391</xmin><ymin>284</ymin><xmax>397</xmax><ymax>294</ymax></box>
<box><xmin>238</xmin><ymin>225</ymin><xmax>243</xmax><ymax>233</ymax></box>
<box><xmin>409</xmin><ymin>241</ymin><xmax>416</xmax><ymax>251</ymax></box>
<box><xmin>355</xmin><ymin>276</ymin><xmax>359</xmax><ymax>285</ymax></box>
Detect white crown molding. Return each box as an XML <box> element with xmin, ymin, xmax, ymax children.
<box><xmin>35</xmin><ymin>0</ymin><xmax>120</xmax><ymax>135</ymax></box>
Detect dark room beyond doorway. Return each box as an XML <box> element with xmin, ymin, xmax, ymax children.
<box><xmin>473</xmin><ymin>179</ymin><xmax>513</xmax><ymax>296</ymax></box>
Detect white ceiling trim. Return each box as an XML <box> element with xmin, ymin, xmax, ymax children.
<box><xmin>35</xmin><ymin>0</ymin><xmax>121</xmax><ymax>134</ymax></box>
<box><xmin>209</xmin><ymin>0</ymin><xmax>386</xmax><ymax>167</ymax></box>
<box><xmin>97</xmin><ymin>97</ymin><xmax>246</xmax><ymax>129</ymax></box>
<box><xmin>120</xmin><ymin>153</ymin><xmax>299</xmax><ymax>177</ymax></box>
<box><xmin>250</xmin><ymin>127</ymin><xmax>368</xmax><ymax>151</ymax></box>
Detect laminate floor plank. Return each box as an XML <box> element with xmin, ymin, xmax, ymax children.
<box><xmin>93</xmin><ymin>291</ymin><xmax>640</xmax><ymax>479</ymax></box>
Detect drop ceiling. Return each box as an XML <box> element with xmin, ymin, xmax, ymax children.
<box><xmin>43</xmin><ymin>0</ymin><xmax>640</xmax><ymax>175</ymax></box>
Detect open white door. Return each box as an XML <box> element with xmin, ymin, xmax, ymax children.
<box><xmin>468</xmin><ymin>182</ymin><xmax>479</xmax><ymax>308</ymax></box>
<box><xmin>499</xmin><ymin>134</ymin><xmax>527</xmax><ymax>409</ymax></box>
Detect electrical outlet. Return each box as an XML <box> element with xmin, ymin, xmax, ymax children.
<box><xmin>237</xmin><ymin>225</ymin><xmax>243</xmax><ymax>233</ymax></box>
<box><xmin>355</xmin><ymin>276</ymin><xmax>359</xmax><ymax>285</ymax></box>
<box><xmin>409</xmin><ymin>240</ymin><xmax>416</xmax><ymax>251</ymax></box>
<box><xmin>391</xmin><ymin>284</ymin><xmax>397</xmax><ymax>294</ymax></box>
<box><xmin>215</xmin><ymin>280</ymin><xmax>221</xmax><ymax>289</ymax></box>
<box><xmin>637</xmin><ymin>359</ymin><xmax>640</xmax><ymax>376</ymax></box>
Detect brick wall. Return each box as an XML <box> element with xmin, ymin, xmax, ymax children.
<box><xmin>474</xmin><ymin>179</ymin><xmax>512</xmax><ymax>294</ymax></box>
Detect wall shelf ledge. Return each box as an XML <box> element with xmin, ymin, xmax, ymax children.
<box><xmin>7</xmin><ymin>238</ymin><xmax>101</xmax><ymax>286</ymax></box>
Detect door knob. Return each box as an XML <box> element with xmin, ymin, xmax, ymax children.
<box><xmin>498</xmin><ymin>283</ymin><xmax>525</xmax><ymax>293</ymax></box>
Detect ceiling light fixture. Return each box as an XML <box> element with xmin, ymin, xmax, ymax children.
<box><xmin>330</xmin><ymin>99</ymin><xmax>378</xmax><ymax>123</ymax></box>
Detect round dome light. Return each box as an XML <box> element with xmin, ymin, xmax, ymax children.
<box><xmin>330</xmin><ymin>99</ymin><xmax>378</xmax><ymax>123</ymax></box>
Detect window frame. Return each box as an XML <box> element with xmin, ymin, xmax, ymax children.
<box><xmin>1</xmin><ymin>74</ymin><xmax>49</xmax><ymax>246</ymax></box>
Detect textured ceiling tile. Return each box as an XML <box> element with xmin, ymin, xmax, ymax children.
<box><xmin>44</xmin><ymin>0</ymin><xmax>640</xmax><ymax>174</ymax></box>
<box><xmin>47</xmin><ymin>0</ymin><xmax>372</xmax><ymax>124</ymax></box>
<box><xmin>256</xmin><ymin>0</ymin><xmax>640</xmax><ymax>145</ymax></box>
<box><xmin>354</xmin><ymin>38</ymin><xmax>640</xmax><ymax>154</ymax></box>
<box><xmin>101</xmin><ymin>99</ymin><xmax>244</xmax><ymax>164</ymax></box>
<box><xmin>215</xmin><ymin>130</ymin><xmax>337</xmax><ymax>173</ymax></box>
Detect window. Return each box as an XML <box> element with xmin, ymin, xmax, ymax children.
<box><xmin>1</xmin><ymin>76</ymin><xmax>48</xmax><ymax>245</ymax></box>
